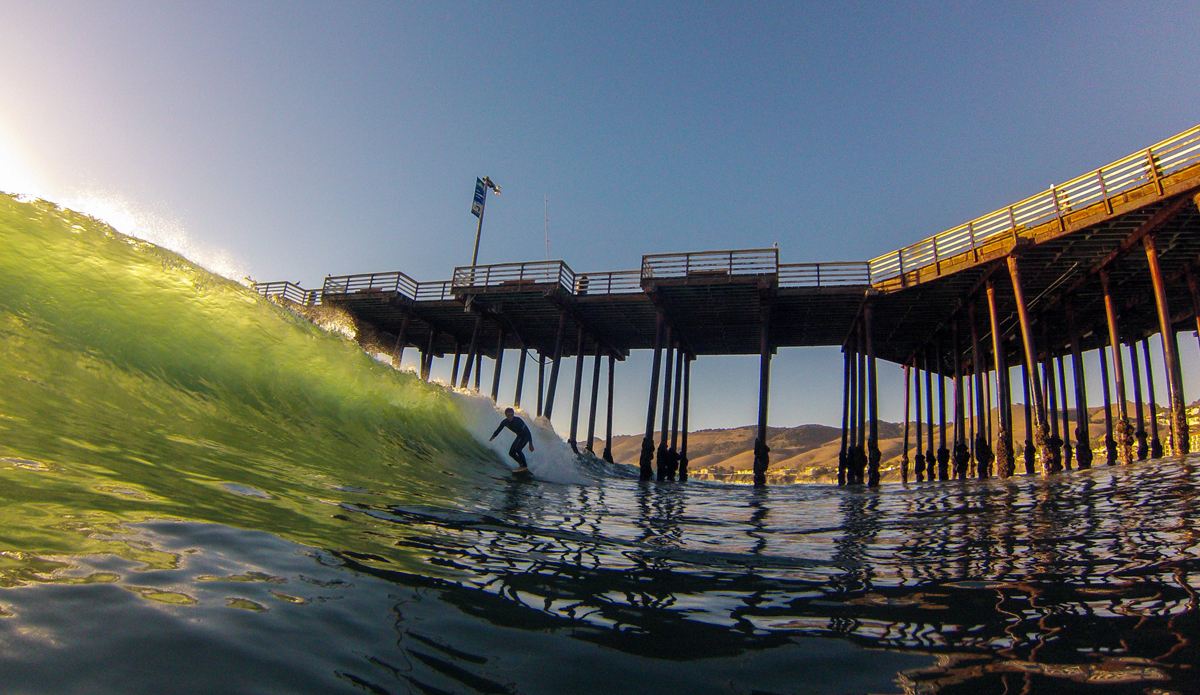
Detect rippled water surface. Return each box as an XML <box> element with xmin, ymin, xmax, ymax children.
<box><xmin>4</xmin><ymin>458</ymin><xmax>1200</xmax><ymax>694</ymax></box>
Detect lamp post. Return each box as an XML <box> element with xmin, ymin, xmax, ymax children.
<box><xmin>470</xmin><ymin>176</ymin><xmax>500</xmax><ymax>267</ymax></box>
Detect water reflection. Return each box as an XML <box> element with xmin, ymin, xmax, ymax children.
<box><xmin>353</xmin><ymin>456</ymin><xmax>1200</xmax><ymax>693</ymax></box>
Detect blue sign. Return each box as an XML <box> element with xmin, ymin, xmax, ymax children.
<box><xmin>471</xmin><ymin>178</ymin><xmax>487</xmax><ymax>218</ymax></box>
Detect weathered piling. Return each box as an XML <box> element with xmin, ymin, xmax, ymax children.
<box><xmin>987</xmin><ymin>279</ymin><xmax>1014</xmax><ymax>477</ymax></box>
<box><xmin>586</xmin><ymin>344</ymin><xmax>602</xmax><ymax>455</ymax></box>
<box><xmin>1142</xmin><ymin>338</ymin><xmax>1163</xmax><ymax>459</ymax></box>
<box><xmin>1008</xmin><ymin>254</ymin><xmax>1050</xmax><ymax>472</ymax></box>
<box><xmin>839</xmin><ymin>348</ymin><xmax>851</xmax><ymax>486</ymax></box>
<box><xmin>1042</xmin><ymin>325</ymin><xmax>1062</xmax><ymax>473</ymax></box>
<box><xmin>544</xmin><ymin>314</ymin><xmax>568</xmax><ymax>420</ymax></box>
<box><xmin>460</xmin><ymin>314</ymin><xmax>483</xmax><ymax>389</ymax></box>
<box><xmin>1067</xmin><ymin>303</ymin><xmax>1092</xmax><ymax>469</ymax></box>
<box><xmin>1098</xmin><ymin>343</ymin><xmax>1117</xmax><ymax>464</ymax></box>
<box><xmin>866</xmin><ymin>303</ymin><xmax>880</xmax><ymax>487</ymax></box>
<box><xmin>640</xmin><ymin>313</ymin><xmax>665</xmax><ymax>481</ymax></box>
<box><xmin>754</xmin><ymin>306</ymin><xmax>774</xmax><ymax>488</ymax></box>
<box><xmin>937</xmin><ymin>341</ymin><xmax>950</xmax><ymax>481</ymax></box>
<box><xmin>1100</xmin><ymin>269</ymin><xmax>1134</xmax><ymax>463</ymax></box>
<box><xmin>568</xmin><ymin>328</ymin><xmax>586</xmax><ymax>453</ymax></box>
<box><xmin>1022</xmin><ymin>362</ymin><xmax>1036</xmax><ymax>474</ymax></box>
<box><xmin>668</xmin><ymin>347</ymin><xmax>684</xmax><ymax>480</ymax></box>
<box><xmin>536</xmin><ymin>352</ymin><xmax>545</xmax><ymax>417</ymax></box>
<box><xmin>1143</xmin><ymin>234</ymin><xmax>1188</xmax><ymax>455</ymax></box>
<box><xmin>1057</xmin><ymin>354</ymin><xmax>1072</xmax><ymax>470</ymax></box>
<box><xmin>513</xmin><ymin>345</ymin><xmax>527</xmax><ymax>408</ymax></box>
<box><xmin>970</xmin><ymin>302</ymin><xmax>991</xmax><ymax>478</ymax></box>
<box><xmin>603</xmin><ymin>352</ymin><xmax>615</xmax><ymax>463</ymax></box>
<box><xmin>490</xmin><ymin>329</ymin><xmax>506</xmax><ymax>402</ymax></box>
<box><xmin>902</xmin><ymin>362</ymin><xmax>911</xmax><ymax>483</ymax></box>
<box><xmin>1129</xmin><ymin>341</ymin><xmax>1147</xmax><ymax>460</ymax></box>
<box><xmin>925</xmin><ymin>350</ymin><xmax>936</xmax><ymax>481</ymax></box>
<box><xmin>657</xmin><ymin>329</ymin><xmax>676</xmax><ymax>481</ymax></box>
<box><xmin>914</xmin><ymin>358</ymin><xmax>925</xmax><ymax>482</ymax></box>
<box><xmin>451</xmin><ymin>341</ymin><xmax>462</xmax><ymax>388</ymax></box>
<box><xmin>679</xmin><ymin>354</ymin><xmax>691</xmax><ymax>480</ymax></box>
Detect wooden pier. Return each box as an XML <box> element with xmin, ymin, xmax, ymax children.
<box><xmin>255</xmin><ymin>124</ymin><xmax>1200</xmax><ymax>487</ymax></box>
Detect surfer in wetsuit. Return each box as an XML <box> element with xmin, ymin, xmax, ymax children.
<box><xmin>489</xmin><ymin>408</ymin><xmax>534</xmax><ymax>472</ymax></box>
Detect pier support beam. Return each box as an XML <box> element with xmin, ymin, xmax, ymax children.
<box><xmin>1022</xmin><ymin>362</ymin><xmax>1035</xmax><ymax>474</ymax></box>
<box><xmin>987</xmin><ymin>280</ymin><xmax>1014</xmax><ymax>477</ymax></box>
<box><xmin>1008</xmin><ymin>255</ymin><xmax>1050</xmax><ymax>472</ymax></box>
<box><xmin>1100</xmin><ymin>269</ymin><xmax>1134</xmax><ymax>463</ymax></box>
<box><xmin>754</xmin><ymin>307</ymin><xmax>773</xmax><ymax>488</ymax></box>
<box><xmin>680</xmin><ymin>354</ymin><xmax>691</xmax><ymax>481</ymax></box>
<box><xmin>474</xmin><ymin>352</ymin><xmax>482</xmax><ymax>392</ymax></box>
<box><xmin>513</xmin><ymin>345</ymin><xmax>527</xmax><ymax>409</ymax></box>
<box><xmin>1067</xmin><ymin>303</ymin><xmax>1093</xmax><ymax>469</ymax></box>
<box><xmin>1058</xmin><ymin>354</ymin><xmax>1072</xmax><ymax>469</ymax></box>
<box><xmin>1099</xmin><ymin>343</ymin><xmax>1117</xmax><ymax>464</ymax></box>
<box><xmin>460</xmin><ymin>314</ymin><xmax>483</xmax><ymax>389</ymax></box>
<box><xmin>937</xmin><ymin>340</ymin><xmax>949</xmax><ymax>481</ymax></box>
<box><xmin>569</xmin><ymin>328</ymin><xmax>586</xmax><ymax>454</ymax></box>
<box><xmin>952</xmin><ymin>324</ymin><xmax>968</xmax><ymax>480</ymax></box>
<box><xmin>536</xmin><ymin>352</ymin><xmax>545</xmax><ymax>417</ymax></box>
<box><xmin>914</xmin><ymin>358</ymin><xmax>925</xmax><ymax>482</ymax></box>
<box><xmin>669</xmin><ymin>347</ymin><xmax>684</xmax><ymax>480</ymax></box>
<box><xmin>970</xmin><ymin>302</ymin><xmax>991</xmax><ymax>478</ymax></box>
<box><xmin>451</xmin><ymin>341</ymin><xmax>462</xmax><ymax>387</ymax></box>
<box><xmin>1042</xmin><ymin>324</ymin><xmax>1062</xmax><ymax>473</ymax></box>
<box><xmin>603</xmin><ymin>352</ymin><xmax>616</xmax><ymax>463</ymax></box>
<box><xmin>1143</xmin><ymin>338</ymin><xmax>1163</xmax><ymax>459</ymax></box>
<box><xmin>586</xmin><ymin>344</ymin><xmax>602</xmax><ymax>454</ymax></box>
<box><xmin>421</xmin><ymin>329</ymin><xmax>437</xmax><ymax>381</ymax></box>
<box><xmin>854</xmin><ymin>326</ymin><xmax>867</xmax><ymax>484</ymax></box>
<box><xmin>902</xmin><ymin>361</ymin><xmax>911</xmax><ymax>483</ymax></box>
<box><xmin>543</xmin><ymin>314</ymin><xmax>568</xmax><ymax>421</ymax></box>
<box><xmin>1129</xmin><ymin>341</ymin><xmax>1147</xmax><ymax>460</ymax></box>
<box><xmin>393</xmin><ymin>313</ymin><xmax>412</xmax><ymax>368</ymax></box>
<box><xmin>657</xmin><ymin>328</ymin><xmax>676</xmax><ymax>481</ymax></box>
<box><xmin>490</xmin><ymin>329</ymin><xmax>506</xmax><ymax>402</ymax></box>
<box><xmin>1144</xmin><ymin>234</ymin><xmax>1188</xmax><ymax>455</ymax></box>
<box><xmin>839</xmin><ymin>348</ymin><xmax>851</xmax><ymax>486</ymax></box>
<box><xmin>925</xmin><ymin>350</ymin><xmax>935</xmax><ymax>481</ymax></box>
<box><xmin>640</xmin><ymin>313</ymin><xmax>665</xmax><ymax>481</ymax></box>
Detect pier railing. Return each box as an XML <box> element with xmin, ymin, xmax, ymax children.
<box><xmin>414</xmin><ymin>280</ymin><xmax>455</xmax><ymax>302</ymax></box>
<box><xmin>574</xmin><ymin>270</ymin><xmax>643</xmax><ymax>295</ymax></box>
<box><xmin>322</xmin><ymin>271</ymin><xmax>419</xmax><ymax>299</ymax></box>
<box><xmin>641</xmin><ymin>248</ymin><xmax>779</xmax><ymax>282</ymax></box>
<box><xmin>452</xmin><ymin>261</ymin><xmax>576</xmax><ymax>295</ymax></box>
<box><xmin>251</xmin><ymin>281</ymin><xmax>321</xmax><ymax>306</ymax></box>
<box><xmin>868</xmin><ymin>124</ymin><xmax>1200</xmax><ymax>288</ymax></box>
<box><xmin>778</xmin><ymin>262</ymin><xmax>871</xmax><ymax>288</ymax></box>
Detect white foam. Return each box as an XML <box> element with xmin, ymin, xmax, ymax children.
<box><xmin>451</xmin><ymin>390</ymin><xmax>592</xmax><ymax>485</ymax></box>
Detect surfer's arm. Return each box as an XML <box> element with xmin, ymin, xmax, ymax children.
<box><xmin>489</xmin><ymin>422</ymin><xmax>505</xmax><ymax>440</ymax></box>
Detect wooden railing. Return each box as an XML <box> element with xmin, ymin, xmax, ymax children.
<box><xmin>451</xmin><ymin>261</ymin><xmax>576</xmax><ymax>294</ymax></box>
<box><xmin>868</xmin><ymin>124</ymin><xmax>1200</xmax><ymax>287</ymax></box>
<box><xmin>641</xmin><ymin>248</ymin><xmax>779</xmax><ymax>281</ymax></box>
<box><xmin>414</xmin><ymin>280</ymin><xmax>455</xmax><ymax>301</ymax></box>
<box><xmin>574</xmin><ymin>270</ymin><xmax>642</xmax><ymax>295</ymax></box>
<box><xmin>321</xmin><ymin>271</ymin><xmax>419</xmax><ymax>299</ymax></box>
<box><xmin>778</xmin><ymin>262</ymin><xmax>871</xmax><ymax>288</ymax></box>
<box><xmin>251</xmin><ymin>281</ymin><xmax>321</xmax><ymax>306</ymax></box>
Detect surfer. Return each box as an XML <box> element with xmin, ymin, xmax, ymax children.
<box><xmin>489</xmin><ymin>408</ymin><xmax>534</xmax><ymax>473</ymax></box>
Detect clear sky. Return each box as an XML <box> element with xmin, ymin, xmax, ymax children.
<box><xmin>2</xmin><ymin>2</ymin><xmax>1199</xmax><ymax>436</ymax></box>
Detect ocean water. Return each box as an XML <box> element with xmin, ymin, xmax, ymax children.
<box><xmin>1</xmin><ymin>192</ymin><xmax>1199</xmax><ymax>694</ymax></box>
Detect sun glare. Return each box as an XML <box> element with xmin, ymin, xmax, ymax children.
<box><xmin>0</xmin><ymin>121</ymin><xmax>247</xmax><ymax>283</ymax></box>
<box><xmin>0</xmin><ymin>126</ymin><xmax>45</xmax><ymax>200</ymax></box>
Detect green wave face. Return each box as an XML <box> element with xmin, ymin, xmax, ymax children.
<box><xmin>0</xmin><ymin>192</ymin><xmax>496</xmax><ymax>577</ymax></box>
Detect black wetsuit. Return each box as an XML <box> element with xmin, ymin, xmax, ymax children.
<box><xmin>492</xmin><ymin>417</ymin><xmax>532</xmax><ymax>467</ymax></box>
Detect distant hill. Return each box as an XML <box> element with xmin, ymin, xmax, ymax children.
<box><xmin>592</xmin><ymin>401</ymin><xmax>1197</xmax><ymax>484</ymax></box>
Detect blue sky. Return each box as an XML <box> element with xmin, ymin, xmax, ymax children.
<box><xmin>2</xmin><ymin>2</ymin><xmax>1199</xmax><ymax>435</ymax></box>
